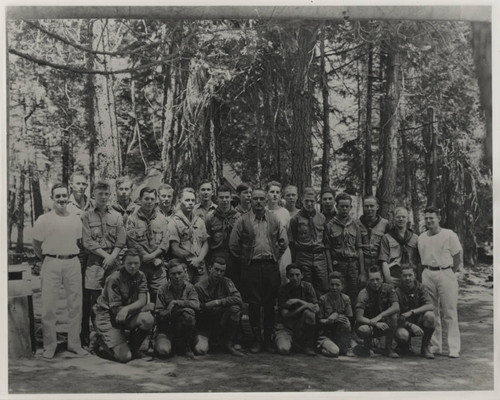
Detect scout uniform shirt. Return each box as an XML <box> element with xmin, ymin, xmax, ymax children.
<box><xmin>112</xmin><ymin>199</ymin><xmax>138</xmax><ymax>225</ymax></box>
<box><xmin>356</xmin><ymin>283</ymin><xmax>398</xmax><ymax>319</ymax></box>
<box><xmin>318</xmin><ymin>291</ymin><xmax>353</xmax><ymax>337</ymax></box>
<box><xmin>205</xmin><ymin>207</ymin><xmax>241</xmax><ymax>254</ymax></box>
<box><xmin>277</xmin><ymin>281</ymin><xmax>318</xmax><ymax>322</ymax></box>
<box><xmin>67</xmin><ymin>193</ymin><xmax>94</xmax><ymax>217</ymax></box>
<box><xmin>82</xmin><ymin>205</ymin><xmax>127</xmax><ymax>289</ymax></box>
<box><xmin>379</xmin><ymin>228</ymin><xmax>419</xmax><ymax>280</ymax></box>
<box><xmin>167</xmin><ymin>210</ymin><xmax>208</xmax><ymax>259</ymax></box>
<box><xmin>195</xmin><ymin>276</ymin><xmax>243</xmax><ymax>307</ymax></box>
<box><xmin>325</xmin><ymin>216</ymin><xmax>362</xmax><ymax>261</ymax></box>
<box><xmin>288</xmin><ymin>209</ymin><xmax>327</xmax><ymax>255</ymax></box>
<box><xmin>193</xmin><ymin>202</ymin><xmax>217</xmax><ymax>222</ymax></box>
<box><xmin>357</xmin><ymin>215</ymin><xmax>388</xmax><ymax>260</ymax></box>
<box><xmin>395</xmin><ymin>280</ymin><xmax>431</xmax><ymax>314</ymax></box>
<box><xmin>126</xmin><ymin>207</ymin><xmax>170</xmax><ymax>258</ymax></box>
<box><xmin>95</xmin><ymin>267</ymin><xmax>149</xmax><ymax>317</ymax></box>
<box><xmin>155</xmin><ymin>280</ymin><xmax>200</xmax><ymax>322</ymax></box>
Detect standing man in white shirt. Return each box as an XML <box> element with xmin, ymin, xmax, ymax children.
<box><xmin>32</xmin><ymin>183</ymin><xmax>88</xmax><ymax>358</ymax></box>
<box><xmin>418</xmin><ymin>206</ymin><xmax>463</xmax><ymax>358</ymax></box>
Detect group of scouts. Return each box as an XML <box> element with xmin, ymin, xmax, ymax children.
<box><xmin>32</xmin><ymin>171</ymin><xmax>464</xmax><ymax>364</ymax></box>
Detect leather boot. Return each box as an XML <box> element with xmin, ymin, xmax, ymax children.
<box><xmin>421</xmin><ymin>328</ymin><xmax>435</xmax><ymax>359</ymax></box>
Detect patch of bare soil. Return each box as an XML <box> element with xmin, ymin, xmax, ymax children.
<box><xmin>8</xmin><ymin>266</ymin><xmax>494</xmax><ymax>393</ymax></box>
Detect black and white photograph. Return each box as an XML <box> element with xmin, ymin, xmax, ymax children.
<box><xmin>3</xmin><ymin>2</ymin><xmax>495</xmax><ymax>396</ymax></box>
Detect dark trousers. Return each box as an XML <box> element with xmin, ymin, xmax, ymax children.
<box><xmin>296</xmin><ymin>251</ymin><xmax>329</xmax><ymax>296</ymax></box>
<box><xmin>242</xmin><ymin>259</ymin><xmax>280</xmax><ymax>343</ymax></box>
<box><xmin>333</xmin><ymin>259</ymin><xmax>359</xmax><ymax>307</ymax></box>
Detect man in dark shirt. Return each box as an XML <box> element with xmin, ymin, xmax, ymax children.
<box><xmin>395</xmin><ymin>265</ymin><xmax>436</xmax><ymax>358</ymax></box>
<box><xmin>320</xmin><ymin>187</ymin><xmax>336</xmax><ymax>224</ymax></box>
<box><xmin>288</xmin><ymin>188</ymin><xmax>331</xmax><ymax>297</ymax></box>
<box><xmin>194</xmin><ymin>257</ymin><xmax>244</xmax><ymax>356</ymax></box>
<box><xmin>93</xmin><ymin>248</ymin><xmax>155</xmax><ymax>363</ymax></box>
<box><xmin>317</xmin><ymin>272</ymin><xmax>354</xmax><ymax>357</ymax></box>
<box><xmin>355</xmin><ymin>267</ymin><xmax>400</xmax><ymax>358</ymax></box>
<box><xmin>155</xmin><ymin>259</ymin><xmax>200</xmax><ymax>358</ymax></box>
<box><xmin>205</xmin><ymin>185</ymin><xmax>241</xmax><ymax>288</ymax></box>
<box><xmin>357</xmin><ymin>196</ymin><xmax>388</xmax><ymax>274</ymax></box>
<box><xmin>274</xmin><ymin>264</ymin><xmax>318</xmax><ymax>356</ymax></box>
<box><xmin>325</xmin><ymin>192</ymin><xmax>365</xmax><ymax>306</ymax></box>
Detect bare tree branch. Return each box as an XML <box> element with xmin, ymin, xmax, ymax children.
<box><xmin>9</xmin><ymin>47</ymin><xmax>181</xmax><ymax>75</ymax></box>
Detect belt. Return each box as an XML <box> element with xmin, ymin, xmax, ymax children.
<box><xmin>423</xmin><ymin>265</ymin><xmax>451</xmax><ymax>271</ymax></box>
<box><xmin>251</xmin><ymin>258</ymin><xmax>274</xmax><ymax>263</ymax></box>
<box><xmin>45</xmin><ymin>254</ymin><xmax>79</xmax><ymax>260</ymax></box>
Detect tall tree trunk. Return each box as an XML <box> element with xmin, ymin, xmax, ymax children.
<box><xmin>471</xmin><ymin>22</ymin><xmax>492</xmax><ymax>170</ymax></box>
<box><xmin>290</xmin><ymin>23</ymin><xmax>318</xmax><ymax>199</ymax></box>
<box><xmin>92</xmin><ymin>19</ymin><xmax>121</xmax><ymax>183</ymax></box>
<box><xmin>320</xmin><ymin>25</ymin><xmax>331</xmax><ymax>190</ymax></box>
<box><xmin>364</xmin><ymin>43</ymin><xmax>374</xmax><ymax>196</ymax></box>
<box><xmin>29</xmin><ymin>163</ymin><xmax>44</xmax><ymax>220</ymax></box>
<box><xmin>255</xmin><ymin>108</ymin><xmax>262</xmax><ymax>187</ymax></box>
<box><xmin>8</xmin><ymin>176</ymin><xmax>17</xmax><ymax>250</ymax></box>
<box><xmin>85</xmin><ymin>21</ymin><xmax>97</xmax><ymax>187</ymax></box>
<box><xmin>378</xmin><ymin>46</ymin><xmax>401</xmax><ymax>219</ymax></box>
<box><xmin>15</xmin><ymin>168</ymin><xmax>26</xmax><ymax>253</ymax></box>
<box><xmin>424</xmin><ymin>107</ymin><xmax>438</xmax><ymax>206</ymax></box>
<box><xmin>160</xmin><ymin>23</ymin><xmax>174</xmax><ymax>184</ymax></box>
<box><xmin>61</xmin><ymin>126</ymin><xmax>71</xmax><ymax>186</ymax></box>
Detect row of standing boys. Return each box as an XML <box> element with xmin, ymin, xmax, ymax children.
<box><xmin>33</xmin><ymin>172</ymin><xmax>463</xmax><ymax>362</ymax></box>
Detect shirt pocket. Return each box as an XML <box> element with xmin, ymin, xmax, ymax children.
<box><xmin>89</xmin><ymin>221</ymin><xmax>103</xmax><ymax>241</ymax></box>
<box><xmin>134</xmin><ymin>227</ymin><xmax>147</xmax><ymax>242</ymax></box>
<box><xmin>297</xmin><ymin>222</ymin><xmax>311</xmax><ymax>242</ymax></box>
<box><xmin>106</xmin><ymin>221</ymin><xmax>118</xmax><ymax>241</ymax></box>
<box><xmin>152</xmin><ymin>228</ymin><xmax>164</xmax><ymax>245</ymax></box>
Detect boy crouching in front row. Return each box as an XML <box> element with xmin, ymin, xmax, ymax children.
<box><xmin>93</xmin><ymin>248</ymin><xmax>154</xmax><ymax>363</ymax></box>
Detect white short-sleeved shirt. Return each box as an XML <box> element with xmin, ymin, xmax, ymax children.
<box><xmin>32</xmin><ymin>211</ymin><xmax>82</xmax><ymax>255</ymax></box>
<box><xmin>267</xmin><ymin>206</ymin><xmax>291</xmax><ymax>230</ymax></box>
<box><xmin>418</xmin><ymin>228</ymin><xmax>462</xmax><ymax>268</ymax></box>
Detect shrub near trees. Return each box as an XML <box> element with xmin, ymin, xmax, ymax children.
<box><xmin>7</xmin><ymin>17</ymin><xmax>491</xmax><ymax>267</ymax></box>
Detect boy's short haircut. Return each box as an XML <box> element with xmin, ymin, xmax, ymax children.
<box><xmin>167</xmin><ymin>258</ymin><xmax>187</xmax><ymax>270</ymax></box>
<box><xmin>283</xmin><ymin>185</ymin><xmax>298</xmax><ymax>194</ymax></box>
<box><xmin>400</xmin><ymin>264</ymin><xmax>415</xmax><ymax>274</ymax></box>
<box><xmin>286</xmin><ymin>263</ymin><xmax>303</xmax><ymax>275</ymax></box>
<box><xmin>198</xmin><ymin>180</ymin><xmax>213</xmax><ymax>189</ymax></box>
<box><xmin>116</xmin><ymin>175</ymin><xmax>133</xmax><ymax>188</ymax></box>
<box><xmin>368</xmin><ymin>266</ymin><xmax>382</xmax><ymax>276</ymax></box>
<box><xmin>362</xmin><ymin>195</ymin><xmax>378</xmax><ymax>204</ymax></box>
<box><xmin>93</xmin><ymin>180</ymin><xmax>110</xmax><ymax>192</ymax></box>
<box><xmin>70</xmin><ymin>170</ymin><xmax>88</xmax><ymax>183</ymax></box>
<box><xmin>123</xmin><ymin>248</ymin><xmax>142</xmax><ymax>261</ymax></box>
<box><xmin>212</xmin><ymin>256</ymin><xmax>227</xmax><ymax>266</ymax></box>
<box><xmin>51</xmin><ymin>183</ymin><xmax>69</xmax><ymax>197</ymax></box>
<box><xmin>321</xmin><ymin>186</ymin><xmax>335</xmax><ymax>197</ymax></box>
<box><xmin>217</xmin><ymin>185</ymin><xmax>231</xmax><ymax>195</ymax></box>
<box><xmin>329</xmin><ymin>271</ymin><xmax>344</xmax><ymax>283</ymax></box>
<box><xmin>236</xmin><ymin>183</ymin><xmax>252</xmax><ymax>194</ymax></box>
<box><xmin>139</xmin><ymin>186</ymin><xmax>157</xmax><ymax>199</ymax></box>
<box><xmin>423</xmin><ymin>205</ymin><xmax>441</xmax><ymax>216</ymax></box>
<box><xmin>335</xmin><ymin>192</ymin><xmax>352</xmax><ymax>205</ymax></box>
<box><xmin>179</xmin><ymin>187</ymin><xmax>196</xmax><ymax>200</ymax></box>
<box><xmin>265</xmin><ymin>180</ymin><xmax>282</xmax><ymax>192</ymax></box>
<box><xmin>158</xmin><ymin>183</ymin><xmax>174</xmax><ymax>193</ymax></box>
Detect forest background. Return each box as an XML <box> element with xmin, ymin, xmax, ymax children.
<box><xmin>6</xmin><ymin>8</ymin><xmax>492</xmax><ymax>269</ymax></box>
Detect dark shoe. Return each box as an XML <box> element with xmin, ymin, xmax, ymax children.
<box><xmin>396</xmin><ymin>343</ymin><xmax>412</xmax><ymax>356</ymax></box>
<box><xmin>421</xmin><ymin>345</ymin><xmax>435</xmax><ymax>359</ymax></box>
<box><xmin>304</xmin><ymin>345</ymin><xmax>316</xmax><ymax>356</ymax></box>
<box><xmin>226</xmin><ymin>343</ymin><xmax>245</xmax><ymax>357</ymax></box>
<box><xmin>250</xmin><ymin>341</ymin><xmax>262</xmax><ymax>354</ymax></box>
<box><xmin>386</xmin><ymin>347</ymin><xmax>400</xmax><ymax>358</ymax></box>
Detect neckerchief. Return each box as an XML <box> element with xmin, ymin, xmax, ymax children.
<box><xmin>174</xmin><ymin>210</ymin><xmax>203</xmax><ymax>256</ymax></box>
<box><xmin>387</xmin><ymin>226</ymin><xmax>413</xmax><ymax>265</ymax></box>
<box><xmin>299</xmin><ymin>208</ymin><xmax>318</xmax><ymax>241</ymax></box>
<box><xmin>213</xmin><ymin>206</ymin><xmax>238</xmax><ymax>238</ymax></box>
<box><xmin>137</xmin><ymin>207</ymin><xmax>159</xmax><ymax>244</ymax></box>
<box><xmin>359</xmin><ymin>214</ymin><xmax>381</xmax><ymax>234</ymax></box>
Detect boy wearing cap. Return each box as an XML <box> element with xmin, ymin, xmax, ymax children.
<box><xmin>288</xmin><ymin>187</ymin><xmax>331</xmax><ymax>296</ymax></box>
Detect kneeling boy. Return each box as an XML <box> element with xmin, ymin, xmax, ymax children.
<box><xmin>155</xmin><ymin>259</ymin><xmax>200</xmax><ymax>358</ymax></box>
<box><xmin>93</xmin><ymin>248</ymin><xmax>154</xmax><ymax>363</ymax></box>
<box><xmin>317</xmin><ymin>272</ymin><xmax>354</xmax><ymax>357</ymax></box>
<box><xmin>274</xmin><ymin>264</ymin><xmax>318</xmax><ymax>356</ymax></box>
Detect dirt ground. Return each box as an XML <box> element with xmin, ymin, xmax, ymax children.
<box><xmin>8</xmin><ymin>267</ymin><xmax>494</xmax><ymax>393</ymax></box>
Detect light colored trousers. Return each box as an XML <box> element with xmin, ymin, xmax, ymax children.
<box><xmin>422</xmin><ymin>268</ymin><xmax>460</xmax><ymax>355</ymax></box>
<box><xmin>41</xmin><ymin>257</ymin><xmax>82</xmax><ymax>352</ymax></box>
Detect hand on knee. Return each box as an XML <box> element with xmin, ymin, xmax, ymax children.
<box><xmin>303</xmin><ymin>310</ymin><xmax>316</xmax><ymax>325</ymax></box>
